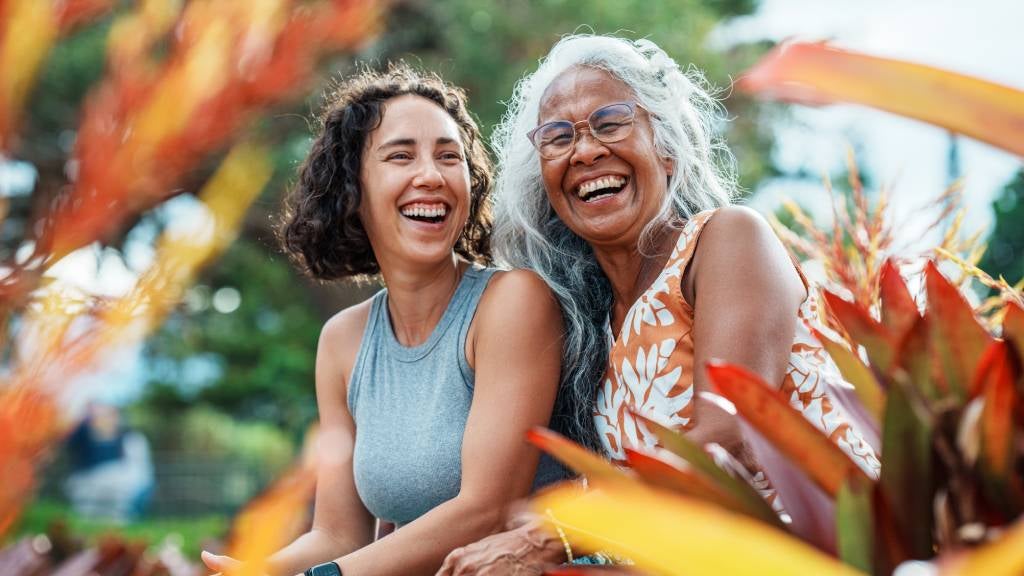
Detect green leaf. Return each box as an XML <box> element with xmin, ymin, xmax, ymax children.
<box><xmin>837</xmin><ymin>475</ymin><xmax>874</xmax><ymax>574</ymax></box>
<box><xmin>623</xmin><ymin>447</ymin><xmax>784</xmax><ymax>529</ymax></box>
<box><xmin>632</xmin><ymin>411</ymin><xmax>785</xmax><ymax>529</ymax></box>
<box><xmin>894</xmin><ymin>315</ymin><xmax>941</xmax><ymax>402</ymax></box>
<box><xmin>879</xmin><ymin>378</ymin><xmax>934</xmax><ymax>560</ymax></box>
<box><xmin>813</xmin><ymin>327</ymin><xmax>885</xmax><ymax>422</ymax></box>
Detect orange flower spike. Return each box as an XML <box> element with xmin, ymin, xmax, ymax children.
<box><xmin>226</xmin><ymin>466</ymin><xmax>318</xmax><ymax>576</ymax></box>
<box><xmin>738</xmin><ymin>41</ymin><xmax>1024</xmax><ymax>157</ymax></box>
<box><xmin>706</xmin><ymin>361</ymin><xmax>873</xmax><ymax>497</ymax></box>
<box><xmin>924</xmin><ymin>260</ymin><xmax>994</xmax><ymax>399</ymax></box>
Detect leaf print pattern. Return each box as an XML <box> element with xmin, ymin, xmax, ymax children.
<box><xmin>594</xmin><ymin>209</ymin><xmax>881</xmax><ymax>496</ymax></box>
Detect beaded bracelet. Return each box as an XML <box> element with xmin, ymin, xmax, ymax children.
<box><xmin>544</xmin><ymin>508</ymin><xmax>574</xmax><ymax>564</ymax></box>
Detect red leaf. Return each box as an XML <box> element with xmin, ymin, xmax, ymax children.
<box><xmin>526</xmin><ymin>428</ymin><xmax>629</xmax><ymax>483</ymax></box>
<box><xmin>925</xmin><ymin>261</ymin><xmax>993</xmax><ymax>400</ymax></box>
<box><xmin>736</xmin><ymin>41</ymin><xmax>1024</xmax><ymax>157</ymax></box>
<box><xmin>706</xmin><ymin>361</ymin><xmax>872</xmax><ymax>497</ymax></box>
<box><xmin>1003</xmin><ymin>302</ymin><xmax>1024</xmax><ymax>364</ymax></box>
<box><xmin>630</xmin><ymin>411</ymin><xmax>785</xmax><ymax>529</ymax></box>
<box><xmin>878</xmin><ymin>259</ymin><xmax>919</xmax><ymax>338</ymax></box>
<box><xmin>974</xmin><ymin>342</ymin><xmax>1017</xmax><ymax>477</ymax></box>
<box><xmin>623</xmin><ymin>448</ymin><xmax>757</xmax><ymax>519</ymax></box>
<box><xmin>823</xmin><ymin>290</ymin><xmax>896</xmax><ymax>372</ymax></box>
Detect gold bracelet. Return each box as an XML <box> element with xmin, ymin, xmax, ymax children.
<box><xmin>545</xmin><ymin>508</ymin><xmax>574</xmax><ymax>564</ymax></box>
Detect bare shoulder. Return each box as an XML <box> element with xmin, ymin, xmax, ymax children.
<box><xmin>317</xmin><ymin>297</ymin><xmax>374</xmax><ymax>394</ymax></box>
<box><xmin>693</xmin><ymin>205</ymin><xmax>803</xmax><ymax>303</ymax></box>
<box><xmin>320</xmin><ymin>297</ymin><xmax>374</xmax><ymax>352</ymax></box>
<box><xmin>478</xmin><ymin>268</ymin><xmax>560</xmax><ymax>318</ymax></box>
<box><xmin>700</xmin><ymin>205</ymin><xmax>776</xmax><ymax>254</ymax></box>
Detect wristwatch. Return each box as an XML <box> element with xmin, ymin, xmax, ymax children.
<box><xmin>304</xmin><ymin>561</ymin><xmax>342</xmax><ymax>576</ymax></box>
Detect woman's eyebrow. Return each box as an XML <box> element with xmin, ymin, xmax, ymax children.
<box><xmin>377</xmin><ymin>137</ymin><xmax>459</xmax><ymax>151</ymax></box>
<box><xmin>377</xmin><ymin>137</ymin><xmax>416</xmax><ymax>151</ymax></box>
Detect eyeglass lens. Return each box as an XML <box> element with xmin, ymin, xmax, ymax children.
<box><xmin>533</xmin><ymin>102</ymin><xmax>636</xmax><ymax>159</ymax></box>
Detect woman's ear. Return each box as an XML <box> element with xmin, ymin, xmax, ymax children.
<box><xmin>663</xmin><ymin>156</ymin><xmax>675</xmax><ymax>176</ymax></box>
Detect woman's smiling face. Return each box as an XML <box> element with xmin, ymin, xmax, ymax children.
<box><xmin>536</xmin><ymin>66</ymin><xmax>673</xmax><ymax>250</ymax></box>
<box><xmin>359</xmin><ymin>94</ymin><xmax>471</xmax><ymax>270</ymax></box>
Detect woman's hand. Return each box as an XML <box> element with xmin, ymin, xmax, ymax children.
<box><xmin>200</xmin><ymin>550</ymin><xmax>272</xmax><ymax>576</ymax></box>
<box><xmin>201</xmin><ymin>550</ymin><xmax>243</xmax><ymax>574</ymax></box>
<box><xmin>436</xmin><ymin>521</ymin><xmax>565</xmax><ymax>576</ymax></box>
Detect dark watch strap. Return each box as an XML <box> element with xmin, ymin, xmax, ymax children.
<box><xmin>304</xmin><ymin>561</ymin><xmax>342</xmax><ymax>576</ymax></box>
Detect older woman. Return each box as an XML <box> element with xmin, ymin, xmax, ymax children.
<box><xmin>201</xmin><ymin>64</ymin><xmax>570</xmax><ymax>576</ymax></box>
<box><xmin>439</xmin><ymin>35</ymin><xmax>880</xmax><ymax>574</ymax></box>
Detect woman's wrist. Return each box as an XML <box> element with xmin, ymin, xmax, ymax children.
<box><xmin>521</xmin><ymin>519</ymin><xmax>571</xmax><ymax>563</ymax></box>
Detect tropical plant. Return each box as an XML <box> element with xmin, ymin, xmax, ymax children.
<box><xmin>0</xmin><ymin>0</ymin><xmax>381</xmax><ymax>542</ymax></box>
<box><xmin>528</xmin><ymin>42</ymin><xmax>1024</xmax><ymax>575</ymax></box>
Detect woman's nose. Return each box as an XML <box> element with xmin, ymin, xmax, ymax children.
<box><xmin>569</xmin><ymin>130</ymin><xmax>610</xmax><ymax>166</ymax></box>
<box><xmin>412</xmin><ymin>160</ymin><xmax>445</xmax><ymax>188</ymax></box>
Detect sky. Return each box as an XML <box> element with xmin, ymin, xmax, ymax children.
<box><xmin>12</xmin><ymin>0</ymin><xmax>1024</xmax><ymax>405</ymax></box>
<box><xmin>714</xmin><ymin>0</ymin><xmax>1024</xmax><ymax>245</ymax></box>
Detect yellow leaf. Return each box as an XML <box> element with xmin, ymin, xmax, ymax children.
<box><xmin>535</xmin><ymin>482</ymin><xmax>865</xmax><ymax>576</ymax></box>
<box><xmin>940</xmin><ymin>520</ymin><xmax>1024</xmax><ymax>575</ymax></box>
<box><xmin>0</xmin><ymin>0</ymin><xmax>59</xmax><ymax>149</ymax></box>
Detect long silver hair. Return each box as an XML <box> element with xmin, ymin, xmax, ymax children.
<box><xmin>491</xmin><ymin>35</ymin><xmax>737</xmax><ymax>450</ymax></box>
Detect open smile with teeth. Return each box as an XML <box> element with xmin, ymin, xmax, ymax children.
<box><xmin>576</xmin><ymin>175</ymin><xmax>628</xmax><ymax>202</ymax></box>
<box><xmin>400</xmin><ymin>202</ymin><xmax>449</xmax><ymax>224</ymax></box>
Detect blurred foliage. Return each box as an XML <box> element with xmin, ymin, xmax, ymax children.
<box><xmin>12</xmin><ymin>498</ymin><xmax>227</xmax><ymax>560</ymax></box>
<box><xmin>980</xmin><ymin>169</ymin><xmax>1024</xmax><ymax>288</ymax></box>
<box><xmin>131</xmin><ymin>405</ymin><xmax>295</xmax><ymax>478</ymax></box>
<box><xmin>141</xmin><ymin>238</ymin><xmax>322</xmax><ymax>434</ymax></box>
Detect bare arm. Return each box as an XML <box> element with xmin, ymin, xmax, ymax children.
<box><xmin>327</xmin><ymin>270</ymin><xmax>564</xmax><ymax>576</ymax></box>
<box><xmin>196</xmin><ymin>306</ymin><xmax>379</xmax><ymax>576</ymax></box>
<box><xmin>683</xmin><ymin>205</ymin><xmax>805</xmax><ymax>457</ymax></box>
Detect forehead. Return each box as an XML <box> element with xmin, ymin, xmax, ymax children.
<box><xmin>538</xmin><ymin>66</ymin><xmax>635</xmax><ymax>122</ymax></box>
<box><xmin>372</xmin><ymin>94</ymin><xmax>462</xmax><ymax>143</ymax></box>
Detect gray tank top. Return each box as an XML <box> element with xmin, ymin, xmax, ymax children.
<box><xmin>348</xmin><ymin>266</ymin><xmax>569</xmax><ymax>526</ymax></box>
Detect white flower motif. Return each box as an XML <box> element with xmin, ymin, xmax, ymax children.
<box><xmin>595</xmin><ymin>376</ymin><xmax>630</xmax><ymax>460</ymax></box>
<box><xmin>621</xmin><ymin>293</ymin><xmax>675</xmax><ymax>346</ymax></box>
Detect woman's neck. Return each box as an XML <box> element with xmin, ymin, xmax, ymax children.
<box><xmin>593</xmin><ymin>227</ymin><xmax>680</xmax><ymax>332</ymax></box>
<box><xmin>379</xmin><ymin>256</ymin><xmax>466</xmax><ymax>347</ymax></box>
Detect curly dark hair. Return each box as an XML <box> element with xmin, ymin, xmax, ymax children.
<box><xmin>279</xmin><ymin>63</ymin><xmax>493</xmax><ymax>280</ymax></box>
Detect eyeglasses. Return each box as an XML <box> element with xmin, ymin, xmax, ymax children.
<box><xmin>527</xmin><ymin>101</ymin><xmax>646</xmax><ymax>160</ymax></box>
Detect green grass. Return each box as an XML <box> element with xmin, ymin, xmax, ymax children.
<box><xmin>9</xmin><ymin>499</ymin><xmax>230</xmax><ymax>560</ymax></box>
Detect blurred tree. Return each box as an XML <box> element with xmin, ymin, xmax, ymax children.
<box><xmin>141</xmin><ymin>238</ymin><xmax>325</xmax><ymax>433</ymax></box>
<box><xmin>979</xmin><ymin>169</ymin><xmax>1024</xmax><ymax>286</ymax></box>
